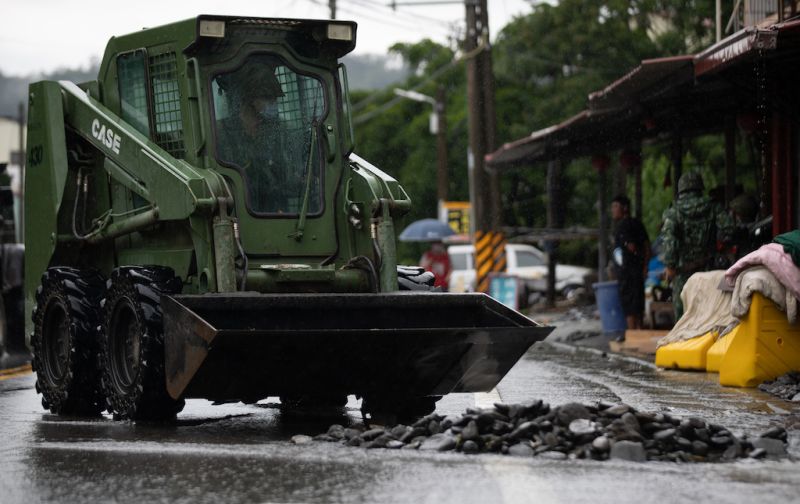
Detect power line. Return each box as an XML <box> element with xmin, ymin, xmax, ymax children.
<box><xmin>344</xmin><ymin>0</ymin><xmax>458</xmax><ymax>29</ymax></box>
<box><xmin>353</xmin><ymin>55</ymin><xmax>461</xmax><ymax>124</ymax></box>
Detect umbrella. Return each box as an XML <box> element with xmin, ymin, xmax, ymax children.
<box><xmin>398</xmin><ymin>218</ymin><xmax>456</xmax><ymax>242</ymax></box>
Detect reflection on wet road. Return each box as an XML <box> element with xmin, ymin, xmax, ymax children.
<box><xmin>1</xmin><ymin>342</ymin><xmax>799</xmax><ymax>503</ymax></box>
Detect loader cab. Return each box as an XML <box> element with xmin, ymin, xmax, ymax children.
<box><xmin>99</xmin><ymin>16</ymin><xmax>362</xmax><ymax>268</ymax></box>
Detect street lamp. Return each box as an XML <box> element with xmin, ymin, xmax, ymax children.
<box><xmin>393</xmin><ymin>87</ymin><xmax>448</xmax><ymax>206</ymax></box>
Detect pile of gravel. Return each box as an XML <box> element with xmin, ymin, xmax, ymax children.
<box><xmin>298</xmin><ymin>400</ymin><xmax>789</xmax><ymax>462</ymax></box>
<box><xmin>758</xmin><ymin>372</ymin><xmax>800</xmax><ymax>402</ymax></box>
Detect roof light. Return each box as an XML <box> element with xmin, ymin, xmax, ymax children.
<box><xmin>327</xmin><ymin>23</ymin><xmax>353</xmax><ymax>42</ymax></box>
<box><xmin>199</xmin><ymin>20</ymin><xmax>226</xmax><ymax>38</ymax></box>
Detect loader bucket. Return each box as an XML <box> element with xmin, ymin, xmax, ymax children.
<box><xmin>162</xmin><ymin>292</ymin><xmax>552</xmax><ymax>403</ymax></box>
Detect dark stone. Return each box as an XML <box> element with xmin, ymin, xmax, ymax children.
<box><xmin>676</xmin><ymin>437</ymin><xmax>693</xmax><ymax>451</ymax></box>
<box><xmin>722</xmin><ymin>444</ymin><xmax>740</xmax><ymax>460</ymax></box>
<box><xmin>508</xmin><ymin>443</ymin><xmax>534</xmax><ymax>457</ymax></box>
<box><xmin>483</xmin><ymin>434</ymin><xmax>504</xmax><ymax>452</ymax></box>
<box><xmin>750</xmin><ymin>437</ymin><xmax>787</xmax><ymax>458</ymax></box>
<box><xmin>413</xmin><ymin>413</ymin><xmax>440</xmax><ymax>428</ymax></box>
<box><xmin>539</xmin><ymin>450</ymin><xmax>568</xmax><ymax>460</ymax></box>
<box><xmin>569</xmin><ymin>419</ymin><xmax>597</xmax><ymax>436</ymax></box>
<box><xmin>687</xmin><ymin>417</ymin><xmax>705</xmax><ymax>429</ymax></box>
<box><xmin>602</xmin><ymin>404</ymin><xmax>632</xmax><ymax>418</ymax></box>
<box><xmin>492</xmin><ymin>420</ymin><xmax>514</xmax><ymax>435</ymax></box>
<box><xmin>653</xmin><ymin>428</ymin><xmax>676</xmax><ymax>442</ymax></box>
<box><xmin>462</xmin><ymin>440</ymin><xmax>480</xmax><ymax>454</ymax></box>
<box><xmin>364</xmin><ymin>434</ymin><xmax>392</xmax><ymax>449</ymax></box>
<box><xmin>509</xmin><ymin>421</ymin><xmax>538</xmax><ymax>440</ymax></box>
<box><xmin>343</xmin><ymin>428</ymin><xmax>362</xmax><ymax>440</ymax></box>
<box><xmin>428</xmin><ymin>420</ymin><xmax>442</xmax><ymax>435</ymax></box>
<box><xmin>759</xmin><ymin>426</ymin><xmax>787</xmax><ymax>441</ymax></box>
<box><xmin>389</xmin><ymin>425</ymin><xmax>410</xmax><ymax>439</ymax></box>
<box><xmin>478</xmin><ymin>410</ymin><xmax>508</xmax><ymax>426</ymax></box>
<box><xmin>400</xmin><ymin>427</ymin><xmax>428</xmax><ymax>443</ymax></box>
<box><xmin>692</xmin><ymin>440</ymin><xmax>709</xmax><ymax>456</ymax></box>
<box><xmin>597</xmin><ymin>400</ymin><xmax>616</xmax><ymax>410</ymax></box>
<box><xmin>556</xmin><ymin>403</ymin><xmax>592</xmax><ymax>426</ymax></box>
<box><xmin>441</xmin><ymin>416</ymin><xmax>458</xmax><ymax>430</ymax></box>
<box><xmin>420</xmin><ymin>433</ymin><xmax>456</xmax><ymax>452</ymax></box>
<box><xmin>327</xmin><ymin>424</ymin><xmax>345</xmax><ymax>439</ymax></box>
<box><xmin>621</xmin><ymin>412</ymin><xmax>641</xmax><ymax>433</ymax></box>
<box><xmin>710</xmin><ymin>435</ymin><xmax>732</xmax><ymax>447</ymax></box>
<box><xmin>592</xmin><ymin>436</ymin><xmax>610</xmax><ymax>452</ymax></box>
<box><xmin>347</xmin><ymin>436</ymin><xmax>363</xmax><ymax>447</ymax></box>
<box><xmin>749</xmin><ymin>447</ymin><xmax>767</xmax><ymax>459</ymax></box>
<box><xmin>694</xmin><ymin>428</ymin><xmax>710</xmax><ymax>443</ymax></box>
<box><xmin>634</xmin><ymin>411</ymin><xmax>657</xmax><ymax>423</ymax></box>
<box><xmin>461</xmin><ymin>420</ymin><xmax>480</xmax><ymax>441</ymax></box>
<box><xmin>543</xmin><ymin>432</ymin><xmax>559</xmax><ymax>447</ymax></box>
<box><xmin>609</xmin><ymin>441</ymin><xmax>647</xmax><ymax>462</ymax></box>
<box><xmin>361</xmin><ymin>428</ymin><xmax>385</xmax><ymax>441</ymax></box>
<box><xmin>313</xmin><ymin>434</ymin><xmax>338</xmax><ymax>442</ymax></box>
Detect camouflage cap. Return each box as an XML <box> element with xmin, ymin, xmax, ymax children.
<box><xmin>678</xmin><ymin>171</ymin><xmax>704</xmax><ymax>194</ymax></box>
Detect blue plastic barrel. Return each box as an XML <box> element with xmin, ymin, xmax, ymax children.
<box><xmin>592</xmin><ymin>281</ymin><xmax>627</xmax><ymax>333</ymax></box>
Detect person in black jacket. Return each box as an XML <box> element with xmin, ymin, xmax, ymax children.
<box><xmin>611</xmin><ymin>195</ymin><xmax>650</xmax><ymax>330</ymax></box>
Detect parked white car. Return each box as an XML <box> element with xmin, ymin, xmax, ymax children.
<box><xmin>448</xmin><ymin>243</ymin><xmax>592</xmax><ymax>297</ymax></box>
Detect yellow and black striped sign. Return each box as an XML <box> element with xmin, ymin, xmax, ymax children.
<box><xmin>474</xmin><ymin>230</ymin><xmax>506</xmax><ymax>293</ymax></box>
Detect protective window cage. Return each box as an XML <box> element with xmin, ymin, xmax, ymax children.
<box><xmin>149</xmin><ymin>52</ymin><xmax>186</xmax><ymax>159</ymax></box>
<box><xmin>117</xmin><ymin>51</ymin><xmax>150</xmax><ymax>136</ymax></box>
<box><xmin>275</xmin><ymin>65</ymin><xmax>325</xmax><ymax>133</ymax></box>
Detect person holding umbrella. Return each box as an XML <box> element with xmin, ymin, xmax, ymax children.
<box><xmin>399</xmin><ymin>218</ymin><xmax>456</xmax><ymax>290</ymax></box>
<box><xmin>420</xmin><ymin>241</ymin><xmax>451</xmax><ymax>290</ymax></box>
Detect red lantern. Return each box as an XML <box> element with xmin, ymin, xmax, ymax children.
<box><xmin>619</xmin><ymin>150</ymin><xmax>641</xmax><ymax>170</ymax></box>
<box><xmin>737</xmin><ymin>111</ymin><xmax>758</xmax><ymax>135</ymax></box>
<box><xmin>591</xmin><ymin>154</ymin><xmax>610</xmax><ymax>172</ymax></box>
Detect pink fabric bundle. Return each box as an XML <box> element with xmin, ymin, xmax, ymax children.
<box><xmin>725</xmin><ymin>243</ymin><xmax>800</xmax><ymax>302</ymax></box>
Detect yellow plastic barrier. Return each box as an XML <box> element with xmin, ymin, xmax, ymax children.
<box><xmin>655</xmin><ymin>332</ymin><xmax>717</xmax><ymax>370</ymax></box>
<box><xmin>705</xmin><ymin>325</ymin><xmax>740</xmax><ymax>373</ymax></box>
<box><xmin>719</xmin><ymin>292</ymin><xmax>800</xmax><ymax>387</ymax></box>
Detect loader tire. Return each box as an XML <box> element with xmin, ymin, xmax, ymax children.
<box><xmin>98</xmin><ymin>266</ymin><xmax>184</xmax><ymax>421</ymax></box>
<box><xmin>397</xmin><ymin>265</ymin><xmax>436</xmax><ymax>291</ymax></box>
<box><xmin>31</xmin><ymin>267</ymin><xmax>105</xmax><ymax>416</ymax></box>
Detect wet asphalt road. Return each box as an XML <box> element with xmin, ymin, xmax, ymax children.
<box><xmin>1</xmin><ymin>343</ymin><xmax>800</xmax><ymax>504</ymax></box>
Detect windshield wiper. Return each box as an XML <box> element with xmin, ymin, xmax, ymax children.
<box><xmin>289</xmin><ymin>120</ymin><xmax>318</xmax><ymax>242</ymax></box>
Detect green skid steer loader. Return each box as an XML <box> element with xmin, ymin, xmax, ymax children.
<box><xmin>25</xmin><ymin>15</ymin><xmax>552</xmax><ymax>421</ymax></box>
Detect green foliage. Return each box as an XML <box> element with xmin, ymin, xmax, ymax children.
<box><xmin>350</xmin><ymin>0</ymin><xmax>726</xmax><ymax>266</ymax></box>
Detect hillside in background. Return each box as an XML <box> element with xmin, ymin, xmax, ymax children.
<box><xmin>0</xmin><ymin>54</ymin><xmax>405</xmax><ymax>117</ymax></box>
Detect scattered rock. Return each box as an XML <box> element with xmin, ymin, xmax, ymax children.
<box><xmin>557</xmin><ymin>403</ymin><xmax>592</xmax><ymax>426</ymax></box>
<box><xmin>569</xmin><ymin>419</ymin><xmax>597</xmax><ymax>436</ymax></box>
<box><xmin>610</xmin><ymin>441</ymin><xmax>646</xmax><ymax>462</ymax></box>
<box><xmin>539</xmin><ymin>450</ymin><xmax>568</xmax><ymax>460</ymax></box>
<box><xmin>592</xmin><ymin>436</ymin><xmax>610</xmax><ymax>452</ymax></box>
<box><xmin>462</xmin><ymin>440</ymin><xmax>480</xmax><ymax>454</ymax></box>
<box><xmin>420</xmin><ymin>433</ymin><xmax>456</xmax><ymax>452</ymax></box>
<box><xmin>750</xmin><ymin>437</ymin><xmax>787</xmax><ymax>458</ymax></box>
<box><xmin>461</xmin><ymin>420</ymin><xmax>480</xmax><ymax>441</ymax></box>
<box><xmin>305</xmin><ymin>399</ymin><xmax>788</xmax><ymax>463</ymax></box>
<box><xmin>508</xmin><ymin>443</ymin><xmax>534</xmax><ymax>457</ymax></box>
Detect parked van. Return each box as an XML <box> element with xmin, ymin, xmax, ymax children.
<box><xmin>448</xmin><ymin>243</ymin><xmax>592</xmax><ymax>299</ymax></box>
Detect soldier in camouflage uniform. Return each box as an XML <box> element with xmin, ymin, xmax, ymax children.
<box><xmin>661</xmin><ymin>172</ymin><xmax>734</xmax><ymax>320</ymax></box>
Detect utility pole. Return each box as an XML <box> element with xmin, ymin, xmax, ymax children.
<box><xmin>466</xmin><ymin>0</ymin><xmax>503</xmax><ymax>293</ymax></box>
<box><xmin>435</xmin><ymin>86</ymin><xmax>448</xmax><ymax>203</ymax></box>
<box><xmin>329</xmin><ymin>0</ymin><xmax>336</xmax><ymax>19</ymax></box>
<box><xmin>18</xmin><ymin>101</ymin><xmax>25</xmax><ymax>243</ymax></box>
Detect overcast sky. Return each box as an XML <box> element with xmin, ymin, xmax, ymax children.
<box><xmin>1</xmin><ymin>0</ymin><xmax>535</xmax><ymax>76</ymax></box>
